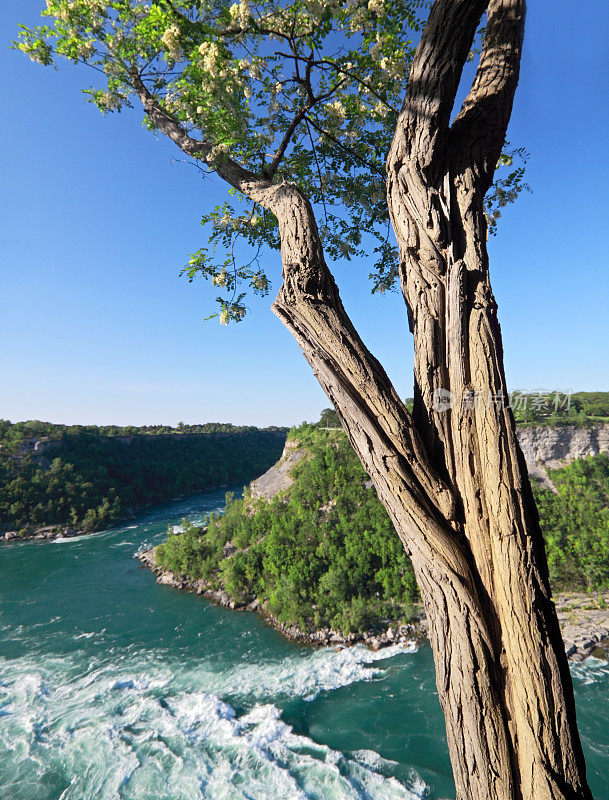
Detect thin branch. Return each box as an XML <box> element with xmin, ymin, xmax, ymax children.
<box><xmin>265</xmin><ymin>109</ymin><xmax>308</xmax><ymax>178</ymax></box>
<box><xmin>305</xmin><ymin>118</ymin><xmax>330</xmax><ymax>229</ymax></box>
<box><xmin>161</xmin><ymin>0</ymin><xmax>198</xmax><ymax>26</ymax></box>
<box><xmin>305</xmin><ymin>115</ymin><xmax>385</xmax><ymax>178</ymax></box>
<box><xmin>264</xmin><ymin>66</ymin><xmax>347</xmax><ymax>178</ymax></box>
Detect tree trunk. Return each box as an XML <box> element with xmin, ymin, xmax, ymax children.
<box><xmin>385</xmin><ymin>180</ymin><xmax>592</xmax><ymax>799</ymax></box>
<box><xmin>272</xmin><ymin>0</ymin><xmax>594</xmax><ymax>793</ymax></box>
<box><xmin>380</xmin><ymin>1</ymin><xmax>593</xmax><ymax>796</ymax></box>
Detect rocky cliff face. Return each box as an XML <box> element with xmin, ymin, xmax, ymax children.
<box><xmin>250</xmin><ymin>423</ymin><xmax>609</xmax><ymax>500</ymax></box>
<box><xmin>249</xmin><ymin>439</ymin><xmax>306</xmax><ymax>500</ymax></box>
<box><xmin>517</xmin><ymin>423</ymin><xmax>609</xmax><ymax>488</ymax></box>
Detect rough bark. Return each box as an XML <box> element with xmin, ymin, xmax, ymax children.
<box><xmin>132</xmin><ymin>1</ymin><xmax>594</xmax><ymax>797</ymax></box>
<box><xmin>385</xmin><ymin>1</ymin><xmax>593</xmax><ymax>798</ymax></box>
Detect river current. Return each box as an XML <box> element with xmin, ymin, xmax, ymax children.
<box><xmin>1</xmin><ymin>490</ymin><xmax>608</xmax><ymax>799</ymax></box>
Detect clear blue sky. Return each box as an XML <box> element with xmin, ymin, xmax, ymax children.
<box><xmin>1</xmin><ymin>1</ymin><xmax>608</xmax><ymax>428</ymax></box>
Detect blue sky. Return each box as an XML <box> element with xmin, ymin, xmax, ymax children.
<box><xmin>1</xmin><ymin>1</ymin><xmax>608</xmax><ymax>427</ymax></box>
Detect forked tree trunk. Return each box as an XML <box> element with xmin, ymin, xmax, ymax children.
<box><xmin>270</xmin><ymin>178</ymin><xmax>592</xmax><ymax>800</ymax></box>
<box><xmin>135</xmin><ymin>0</ymin><xmax>594</xmax><ymax>797</ymax></box>
<box><xmin>273</xmin><ymin>0</ymin><xmax>593</xmax><ymax>796</ymax></box>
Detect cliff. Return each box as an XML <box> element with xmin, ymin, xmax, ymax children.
<box><xmin>517</xmin><ymin>423</ymin><xmax>609</xmax><ymax>488</ymax></box>
<box><xmin>249</xmin><ymin>439</ymin><xmax>307</xmax><ymax>500</ymax></box>
<box><xmin>250</xmin><ymin>423</ymin><xmax>609</xmax><ymax>500</ymax></box>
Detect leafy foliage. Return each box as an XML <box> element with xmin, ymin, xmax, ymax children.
<box><xmin>156</xmin><ymin>424</ymin><xmax>418</xmax><ymax>633</ymax></box>
<box><xmin>508</xmin><ymin>391</ymin><xmax>609</xmax><ymax>427</ymax></box>
<box><xmin>484</xmin><ymin>144</ymin><xmax>530</xmax><ymax>236</ymax></box>
<box><xmin>0</xmin><ymin>420</ymin><xmax>285</xmax><ymax>533</ymax></box>
<box><xmin>15</xmin><ymin>1</ymin><xmax>526</xmax><ymax>320</ymax></box>
<box><xmin>533</xmin><ymin>454</ymin><xmax>609</xmax><ymax>590</ymax></box>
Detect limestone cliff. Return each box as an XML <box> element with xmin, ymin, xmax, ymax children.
<box><xmin>250</xmin><ymin>423</ymin><xmax>609</xmax><ymax>500</ymax></box>
<box><xmin>517</xmin><ymin>423</ymin><xmax>609</xmax><ymax>488</ymax></box>
<box><xmin>249</xmin><ymin>439</ymin><xmax>306</xmax><ymax>500</ymax></box>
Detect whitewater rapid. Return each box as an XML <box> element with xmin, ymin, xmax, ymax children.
<box><xmin>0</xmin><ymin>643</ymin><xmax>428</xmax><ymax>800</ymax></box>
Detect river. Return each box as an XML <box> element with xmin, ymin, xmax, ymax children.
<box><xmin>1</xmin><ymin>490</ymin><xmax>608</xmax><ymax>799</ymax></box>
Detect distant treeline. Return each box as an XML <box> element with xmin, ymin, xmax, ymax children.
<box><xmin>0</xmin><ymin>419</ymin><xmax>283</xmax><ymax>443</ymax></box>
<box><xmin>0</xmin><ymin>420</ymin><xmax>286</xmax><ymax>534</ymax></box>
<box><xmin>320</xmin><ymin>391</ymin><xmax>609</xmax><ymax>429</ymax></box>
<box><xmin>509</xmin><ymin>391</ymin><xmax>609</xmax><ymax>427</ymax></box>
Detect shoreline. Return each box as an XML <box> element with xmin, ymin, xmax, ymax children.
<box><xmin>136</xmin><ymin>547</ymin><xmax>609</xmax><ymax>660</ymax></box>
<box><xmin>136</xmin><ymin>546</ymin><xmax>427</xmax><ymax>650</ymax></box>
<box><xmin>0</xmin><ymin>486</ymin><xmax>235</xmax><ymax>544</ymax></box>
<box><xmin>0</xmin><ymin>524</ymin><xmax>87</xmax><ymax>543</ymax></box>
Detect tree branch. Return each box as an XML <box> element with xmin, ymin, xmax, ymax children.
<box><xmin>387</xmin><ymin>0</ymin><xmax>488</xmax><ymax>176</ymax></box>
<box><xmin>305</xmin><ymin>115</ymin><xmax>384</xmax><ymax>177</ymax></box>
<box><xmin>130</xmin><ymin>70</ymin><xmax>274</xmax><ymax>202</ymax></box>
<box><xmin>264</xmin><ymin>108</ymin><xmax>308</xmax><ymax>178</ymax></box>
<box><xmin>450</xmin><ymin>0</ymin><xmax>526</xmax><ymax>190</ymax></box>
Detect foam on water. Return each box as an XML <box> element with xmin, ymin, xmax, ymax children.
<box><xmin>53</xmin><ymin>535</ymin><xmax>97</xmax><ymax>544</ymax></box>
<box><xmin>72</xmin><ymin>630</ymin><xmax>106</xmax><ymax>641</ymax></box>
<box><xmin>0</xmin><ymin>647</ymin><xmax>428</xmax><ymax>800</ymax></box>
<box><xmin>209</xmin><ymin>641</ymin><xmax>418</xmax><ymax>702</ymax></box>
<box><xmin>570</xmin><ymin>656</ymin><xmax>609</xmax><ymax>686</ymax></box>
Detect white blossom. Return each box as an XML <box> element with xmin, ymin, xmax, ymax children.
<box><xmin>374</xmin><ymin>100</ymin><xmax>388</xmax><ymax>117</ymax></box>
<box><xmin>97</xmin><ymin>91</ymin><xmax>121</xmax><ymax>111</ymax></box>
<box><xmin>161</xmin><ymin>24</ymin><xmax>181</xmax><ymax>61</ymax></box>
<box><xmin>207</xmin><ymin>144</ymin><xmax>230</xmax><ymax>167</ymax></box>
<box><xmin>229</xmin><ymin>0</ymin><xmax>250</xmax><ymax>27</ymax></box>
<box><xmin>198</xmin><ymin>41</ymin><xmax>221</xmax><ymax>77</ymax></box>
<box><xmin>212</xmin><ymin>269</ymin><xmax>229</xmax><ymax>286</ymax></box>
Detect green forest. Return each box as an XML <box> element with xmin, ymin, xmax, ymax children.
<box><xmin>507</xmin><ymin>391</ymin><xmax>609</xmax><ymax>426</ymax></box>
<box><xmin>156</xmin><ymin>422</ymin><xmax>609</xmax><ymax>635</ymax></box>
<box><xmin>0</xmin><ymin>420</ymin><xmax>285</xmax><ymax>534</ymax></box>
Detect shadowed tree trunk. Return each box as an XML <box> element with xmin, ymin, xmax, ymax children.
<box><xmin>133</xmin><ymin>0</ymin><xmax>594</xmax><ymax>797</ymax></box>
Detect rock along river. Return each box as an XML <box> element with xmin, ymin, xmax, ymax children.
<box><xmin>1</xmin><ymin>490</ymin><xmax>608</xmax><ymax>800</ymax></box>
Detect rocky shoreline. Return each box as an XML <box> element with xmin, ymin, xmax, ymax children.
<box><xmin>0</xmin><ymin>486</ymin><xmax>235</xmax><ymax>544</ymax></box>
<box><xmin>136</xmin><ymin>547</ymin><xmax>609</xmax><ymax>660</ymax></box>
<box><xmin>136</xmin><ymin>546</ymin><xmax>426</xmax><ymax>650</ymax></box>
<box><xmin>1</xmin><ymin>525</ymin><xmax>86</xmax><ymax>543</ymax></box>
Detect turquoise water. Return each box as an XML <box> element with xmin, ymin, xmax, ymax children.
<box><xmin>1</xmin><ymin>491</ymin><xmax>608</xmax><ymax>799</ymax></box>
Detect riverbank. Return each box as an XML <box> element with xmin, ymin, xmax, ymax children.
<box><xmin>137</xmin><ymin>546</ymin><xmax>609</xmax><ymax>660</ymax></box>
<box><xmin>1</xmin><ymin>524</ymin><xmax>86</xmax><ymax>542</ymax></box>
<box><xmin>136</xmin><ymin>546</ymin><xmax>426</xmax><ymax>650</ymax></box>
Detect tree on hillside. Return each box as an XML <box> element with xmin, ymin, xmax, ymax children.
<box><xmin>16</xmin><ymin>2</ymin><xmax>593</xmax><ymax>797</ymax></box>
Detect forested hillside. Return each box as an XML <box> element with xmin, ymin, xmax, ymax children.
<box><xmin>156</xmin><ymin>423</ymin><xmax>609</xmax><ymax>636</ymax></box>
<box><xmin>0</xmin><ymin>421</ymin><xmax>286</xmax><ymax>535</ymax></box>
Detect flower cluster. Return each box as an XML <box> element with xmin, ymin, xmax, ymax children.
<box><xmin>228</xmin><ymin>1</ymin><xmax>250</xmax><ymax>28</ymax></box>
<box><xmin>161</xmin><ymin>24</ymin><xmax>181</xmax><ymax>62</ymax></box>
